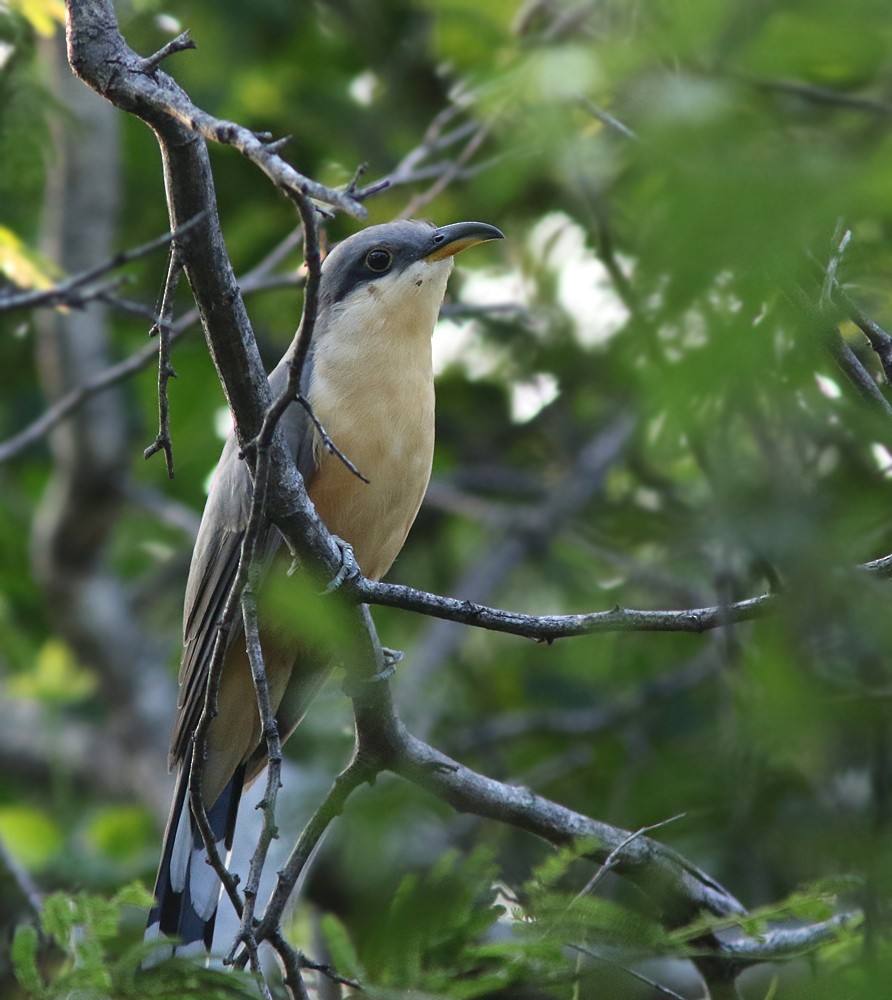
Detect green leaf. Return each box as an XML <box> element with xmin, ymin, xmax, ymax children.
<box><xmin>111</xmin><ymin>881</ymin><xmax>156</xmax><ymax>912</ymax></box>
<box><xmin>85</xmin><ymin>807</ymin><xmax>155</xmax><ymax>863</ymax></box>
<box><xmin>320</xmin><ymin>912</ymin><xmax>364</xmax><ymax>982</ymax></box>
<box><xmin>7</xmin><ymin>638</ymin><xmax>97</xmax><ymax>704</ymax></box>
<box><xmin>526</xmin><ymin>837</ymin><xmax>601</xmax><ymax>895</ymax></box>
<box><xmin>8</xmin><ymin>0</ymin><xmax>65</xmax><ymax>38</ymax></box>
<box><xmin>11</xmin><ymin>924</ymin><xmax>45</xmax><ymax>999</ymax></box>
<box><xmin>0</xmin><ymin>806</ymin><xmax>63</xmax><ymax>870</ymax></box>
<box><xmin>356</xmin><ymin>847</ymin><xmax>505</xmax><ymax>988</ymax></box>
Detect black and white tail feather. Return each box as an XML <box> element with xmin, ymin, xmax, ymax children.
<box><xmin>145</xmin><ymin>764</ymin><xmax>245</xmax><ymax>958</ymax></box>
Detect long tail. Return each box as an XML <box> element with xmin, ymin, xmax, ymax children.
<box><xmin>145</xmin><ymin>764</ymin><xmax>245</xmax><ymax>957</ymax></box>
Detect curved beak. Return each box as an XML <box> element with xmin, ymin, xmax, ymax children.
<box><xmin>424</xmin><ymin>221</ymin><xmax>505</xmax><ymax>262</ymax></box>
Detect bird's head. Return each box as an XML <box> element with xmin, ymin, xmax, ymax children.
<box><xmin>317</xmin><ymin>219</ymin><xmax>504</xmax><ymax>340</ymax></box>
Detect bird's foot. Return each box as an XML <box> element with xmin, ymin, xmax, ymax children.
<box><xmin>367</xmin><ymin>648</ymin><xmax>404</xmax><ymax>684</ymax></box>
<box><xmin>323</xmin><ymin>536</ymin><xmax>361</xmax><ymax>594</ymax></box>
<box><xmin>382</xmin><ymin>647</ymin><xmax>404</xmax><ymax>669</ymax></box>
<box><xmin>341</xmin><ymin>649</ymin><xmax>402</xmax><ymax>697</ymax></box>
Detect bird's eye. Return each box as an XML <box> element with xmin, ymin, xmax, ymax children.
<box><xmin>365</xmin><ymin>248</ymin><xmax>392</xmax><ymax>273</ymax></box>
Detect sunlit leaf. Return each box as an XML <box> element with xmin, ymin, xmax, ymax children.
<box><xmin>7</xmin><ymin>638</ymin><xmax>97</xmax><ymax>703</ymax></box>
<box><xmin>7</xmin><ymin>0</ymin><xmax>65</xmax><ymax>37</ymax></box>
<box><xmin>85</xmin><ymin>806</ymin><xmax>155</xmax><ymax>862</ymax></box>
<box><xmin>0</xmin><ymin>225</ymin><xmax>61</xmax><ymax>290</ymax></box>
<box><xmin>0</xmin><ymin>805</ymin><xmax>63</xmax><ymax>869</ymax></box>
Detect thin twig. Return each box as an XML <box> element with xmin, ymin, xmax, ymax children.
<box><xmin>139</xmin><ymin>29</ymin><xmax>196</xmax><ymax>72</ymax></box>
<box><xmin>268</xmin><ymin>932</ymin><xmax>312</xmax><ymax>1000</ymax></box>
<box><xmin>0</xmin><ymin>214</ymin><xmax>203</xmax><ymax>315</ymax></box>
<box><xmin>746</xmin><ymin>75</ymin><xmax>892</xmax><ymax>116</ymax></box>
<box><xmin>816</xmin><ymin>258</ymin><xmax>892</xmax><ymax>385</ymax></box>
<box><xmin>0</xmin><ymin>242</ymin><xmax>307</xmax><ymax>465</ymax></box>
<box><xmin>821</xmin><ymin>222</ymin><xmax>851</xmax><ymax>307</ymax></box>
<box><xmin>143</xmin><ymin>241</ymin><xmax>184</xmax><ymax>476</ymax></box>
<box><xmin>293</xmin><ymin>393</ymin><xmax>369</xmax><ymax>483</ymax></box>
<box><xmin>848</xmin><ymin>306</ymin><xmax>892</xmax><ymax>386</ymax></box>
<box><xmin>354</xmin><ymin>569</ymin><xmax>774</xmax><ymax>639</ymax></box>
<box><xmin>0</xmin><ymin>833</ymin><xmax>43</xmax><ymax>917</ymax></box>
<box><xmin>284</xmin><ymin>198</ymin><xmax>323</xmax><ymax>397</ymax></box>
<box><xmin>294</xmin><ymin>948</ymin><xmax>363</xmax><ymax>991</ymax></box>
<box><xmin>165</xmin><ymin>97</ymin><xmax>364</xmax><ymax>219</ymax></box>
<box><xmin>704</xmin><ymin>911</ymin><xmax>859</xmax><ymax>963</ymax></box>
<box><xmin>576</xmin><ymin>813</ymin><xmax>688</xmax><ymax>901</ymax></box>
<box><xmin>268</xmin><ymin>931</ymin><xmax>364</xmax><ymax>994</ymax></box>
<box><xmin>254</xmin><ymin>754</ymin><xmax>375</xmax><ymax>944</ymax></box>
<box><xmin>229</xmin><ymin>576</ymin><xmax>281</xmax><ymax>977</ymax></box>
<box><xmin>824</xmin><ymin>326</ymin><xmax>892</xmax><ymax>419</ymax></box>
<box><xmin>581</xmin><ymin>98</ymin><xmax>639</xmax><ymax>141</ymax></box>
<box><xmin>352</xmin><ymin>104</ymin><xmax>470</xmax><ymax>201</ymax></box>
<box><xmin>350</xmin><ymin>549</ymin><xmax>892</xmax><ymax>642</ymax></box>
<box><xmin>568</xmin><ymin>944</ymin><xmax>688</xmax><ymax>1000</ymax></box>
<box><xmin>397</xmin><ymin>119</ymin><xmax>494</xmax><ymax>220</ymax></box>
<box><xmin>238</xmin><ymin>195</ymin><xmax>325</xmax><ymax>479</ymax></box>
<box><xmin>222</xmin><ymin>198</ymin><xmax>326</xmax><ymax>985</ymax></box>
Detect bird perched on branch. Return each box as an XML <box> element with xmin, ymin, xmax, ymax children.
<box><xmin>146</xmin><ymin>219</ymin><xmax>504</xmax><ymax>956</ymax></box>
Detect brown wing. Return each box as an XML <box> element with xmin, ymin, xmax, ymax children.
<box><xmin>169</xmin><ymin>352</ymin><xmax>318</xmax><ymax>770</ymax></box>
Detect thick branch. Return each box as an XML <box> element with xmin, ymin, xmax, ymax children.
<box><xmin>66</xmin><ymin>0</ymin><xmax>350</xmax><ymax>594</ymax></box>
<box><xmin>390</xmin><ymin>731</ymin><xmax>745</xmax><ymax>926</ymax></box>
<box><xmin>66</xmin><ymin>4</ymin><xmax>362</xmax><ymax>218</ymax></box>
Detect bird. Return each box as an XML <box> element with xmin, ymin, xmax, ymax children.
<box><xmin>145</xmin><ymin>219</ymin><xmax>504</xmax><ymax>957</ymax></box>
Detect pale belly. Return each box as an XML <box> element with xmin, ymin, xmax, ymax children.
<box><xmin>307</xmin><ymin>404</ymin><xmax>434</xmax><ymax>581</ymax></box>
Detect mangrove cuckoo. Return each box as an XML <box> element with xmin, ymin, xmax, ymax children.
<box><xmin>146</xmin><ymin>219</ymin><xmax>504</xmax><ymax>955</ymax></box>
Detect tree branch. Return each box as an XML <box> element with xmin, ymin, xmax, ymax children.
<box><xmin>351</xmin><ymin>550</ymin><xmax>892</xmax><ymax>642</ymax></box>
<box><xmin>403</xmin><ymin>416</ymin><xmax>633</xmax><ymax>730</ymax></box>
<box><xmin>142</xmin><ymin>239</ymin><xmax>184</xmax><ymax>477</ymax></box>
<box><xmin>0</xmin><ymin>216</ymin><xmax>201</xmax><ymax>315</ymax></box>
<box><xmin>391</xmin><ymin>731</ymin><xmax>745</xmax><ymax>923</ymax></box>
<box><xmin>355</xmin><ymin>575</ymin><xmax>775</xmax><ymax>639</ymax></box>
<box><xmin>0</xmin><ymin>233</ymin><xmax>303</xmax><ymax>465</ymax></box>
<box><xmin>0</xmin><ymin>94</ymin><xmax>506</xmax><ymax>466</ymax></box>
<box><xmin>709</xmin><ymin>911</ymin><xmax>858</xmax><ymax>963</ymax></box>
<box><xmin>0</xmin><ymin>833</ymin><xmax>44</xmax><ymax>918</ymax></box>
<box><xmin>221</xmin><ymin>196</ymin><xmax>325</xmax><ymax>988</ymax></box>
<box><xmin>62</xmin><ymin>7</ymin><xmax>867</xmax><ymax>997</ymax></box>
<box><xmin>66</xmin><ymin>7</ymin><xmax>363</xmax><ymax>218</ymax></box>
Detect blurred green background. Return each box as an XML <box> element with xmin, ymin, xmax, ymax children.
<box><xmin>3</xmin><ymin>0</ymin><xmax>892</xmax><ymax>996</ymax></box>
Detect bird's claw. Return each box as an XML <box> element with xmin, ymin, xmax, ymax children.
<box><xmin>370</xmin><ymin>662</ymin><xmax>397</xmax><ymax>684</ymax></box>
<box><xmin>382</xmin><ymin>647</ymin><xmax>404</xmax><ymax>669</ymax></box>
<box><xmin>365</xmin><ymin>649</ymin><xmax>403</xmax><ymax>685</ymax></box>
<box><xmin>323</xmin><ymin>536</ymin><xmax>361</xmax><ymax>593</ymax></box>
<box><xmin>340</xmin><ymin>650</ymin><xmax>402</xmax><ymax>697</ymax></box>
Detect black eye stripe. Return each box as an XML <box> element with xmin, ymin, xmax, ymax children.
<box><xmin>365</xmin><ymin>248</ymin><xmax>393</xmax><ymax>272</ymax></box>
